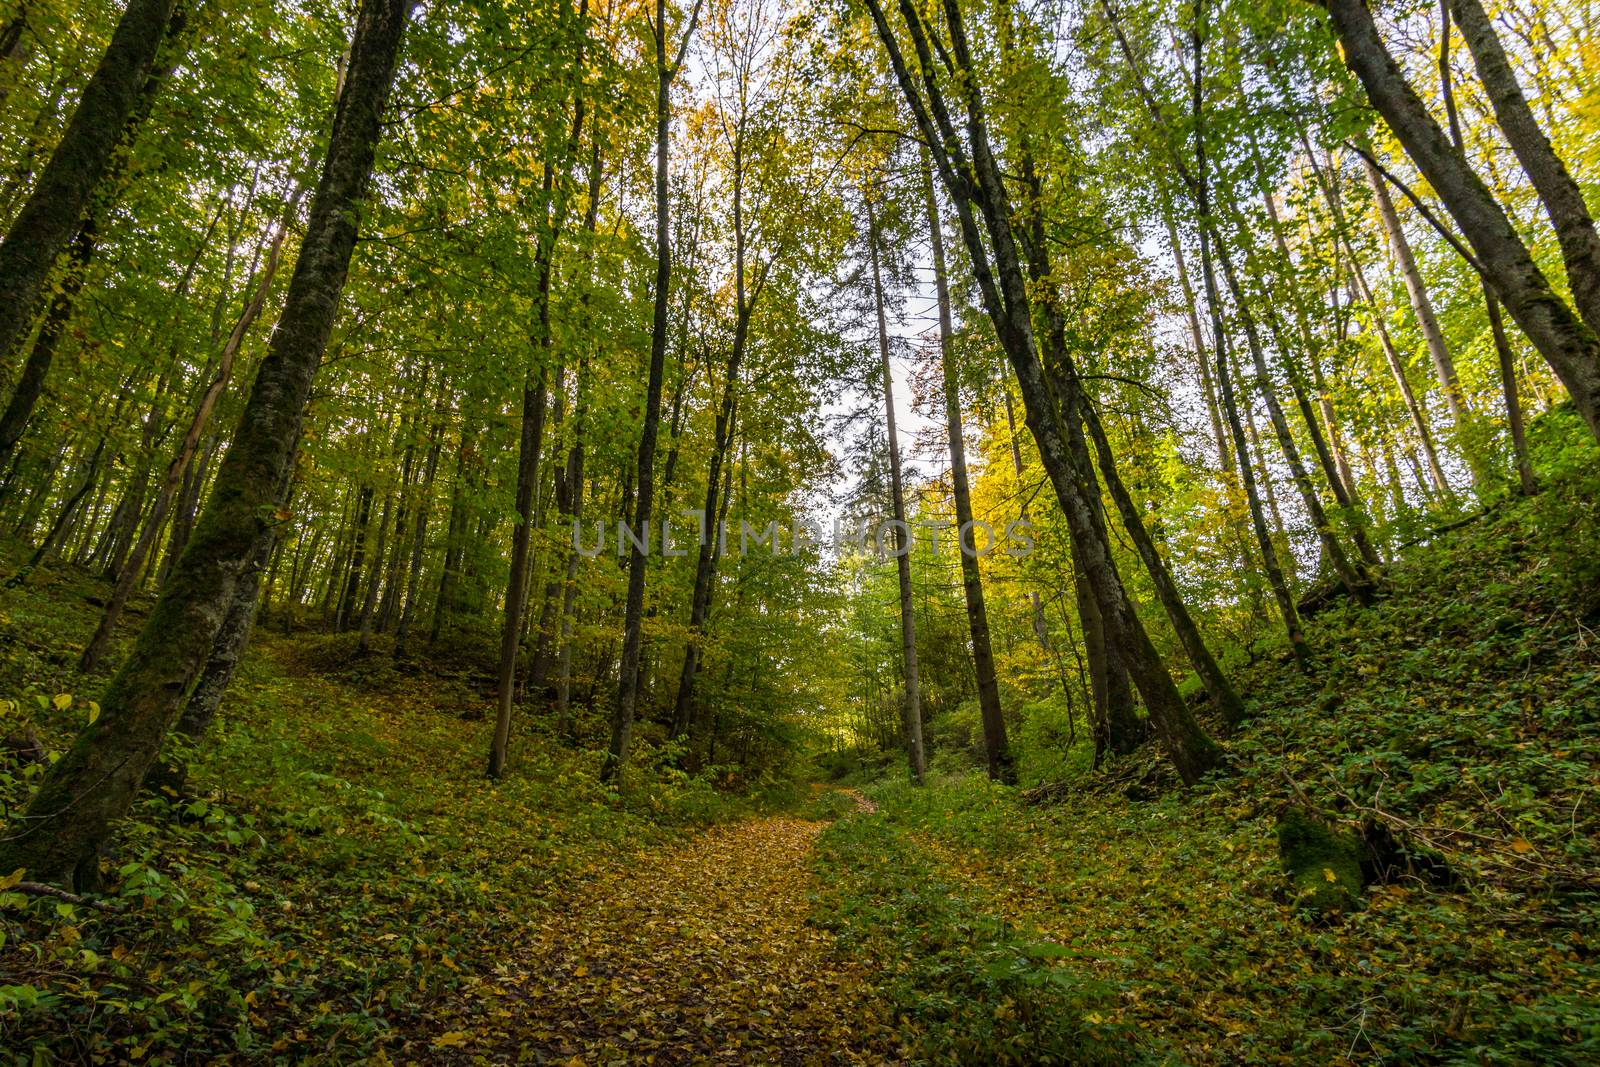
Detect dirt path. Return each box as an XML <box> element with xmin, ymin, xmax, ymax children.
<box><xmin>427</xmin><ymin>812</ymin><xmax>903</xmax><ymax>1065</ymax></box>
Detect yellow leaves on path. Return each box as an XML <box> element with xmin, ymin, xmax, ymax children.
<box><xmin>427</xmin><ymin>815</ymin><xmax>902</xmax><ymax>1064</ymax></box>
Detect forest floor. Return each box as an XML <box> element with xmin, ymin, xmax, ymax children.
<box><xmin>2</xmin><ymin>420</ymin><xmax>1599</xmax><ymax>1063</ymax></box>
<box><xmin>424</xmin><ymin>797</ymin><xmax>907</xmax><ymax>1065</ymax></box>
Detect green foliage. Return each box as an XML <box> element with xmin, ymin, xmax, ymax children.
<box><xmin>1014</xmin><ymin>692</ymin><xmax>1093</xmax><ymax>787</ymax></box>
<box><xmin>812</xmin><ymin>811</ymin><xmax>1139</xmax><ymax>1065</ymax></box>
<box><xmin>821</xmin><ymin>438</ymin><xmax>1600</xmax><ymax>1062</ymax></box>
<box><xmin>1276</xmin><ymin>807</ymin><xmax>1364</xmax><ymax>919</ymax></box>
<box><xmin>0</xmin><ymin>618</ymin><xmax>754</xmax><ymax>1062</ymax></box>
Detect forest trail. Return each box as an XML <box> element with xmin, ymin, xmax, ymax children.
<box><xmin>427</xmin><ymin>803</ymin><xmax>904</xmax><ymax>1064</ymax></box>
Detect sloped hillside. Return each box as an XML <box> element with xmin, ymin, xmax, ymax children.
<box><xmin>813</xmin><ymin>439</ymin><xmax>1600</xmax><ymax>1064</ymax></box>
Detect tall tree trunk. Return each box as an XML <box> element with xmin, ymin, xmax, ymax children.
<box><xmin>79</xmin><ymin>187</ymin><xmax>302</xmax><ymax>673</ymax></box>
<box><xmin>673</xmin><ymin>124</ymin><xmax>764</xmax><ymax>741</ymax></box>
<box><xmin>1447</xmin><ymin>0</ymin><xmax>1600</xmax><ymax>334</ymax></box>
<box><xmin>1320</xmin><ymin>0</ymin><xmax>1600</xmax><ymax>441</ymax></box>
<box><xmin>866</xmin><ymin>0</ymin><xmax>1223</xmax><ymax>784</ymax></box>
<box><xmin>1211</xmin><ymin>220</ymin><xmax>1372</xmax><ymax>602</ymax></box>
<box><xmin>554</xmin><ymin>140</ymin><xmax>605</xmax><ymax>734</ymax></box>
<box><xmin>1302</xmin><ymin>139</ymin><xmax>1454</xmax><ymax>500</ymax></box>
<box><xmin>148</xmin><ymin>474</ymin><xmax>292</xmax><ymax>794</ymax></box>
<box><xmin>335</xmin><ymin>483</ymin><xmax>372</xmax><ymax>631</ymax></box>
<box><xmin>1202</xmin><ymin>224</ymin><xmax>1308</xmax><ymax>665</ymax></box>
<box><xmin>431</xmin><ymin>437</ymin><xmax>470</xmax><ymax>644</ymax></box>
<box><xmin>669</xmin><ymin>352</ymin><xmax>740</xmax><ymax>737</ymax></box>
<box><xmin>490</xmin><ymin>69</ymin><xmax>590</xmax><ymax>768</ymax></box>
<box><xmin>354</xmin><ymin>492</ymin><xmax>391</xmax><ymax>652</ymax></box>
<box><xmin>1250</xmin><ymin>175</ymin><xmax>1383</xmax><ymax>568</ymax></box>
<box><xmin>0</xmin><ymin>0</ymin><xmax>179</xmax><ymax>362</ymax></box>
<box><xmin>1104</xmin><ymin>0</ymin><xmax>1308</xmax><ymax>661</ymax></box>
<box><xmin>0</xmin><ymin>0</ymin><xmax>412</xmax><ymax>888</ymax></box>
<box><xmin>1002</xmin><ymin>388</ymin><xmax>1087</xmax><ymax>734</ymax></box>
<box><xmin>602</xmin><ymin>0</ymin><xmax>702</xmax><ymax>783</ymax></box>
<box><xmin>555</xmin><ymin>353</ymin><xmax>590</xmax><ymax>739</ymax></box>
<box><xmin>1159</xmin><ymin>199</ymin><xmax>1232</xmax><ymax>474</ymax></box>
<box><xmin>394</xmin><ymin>403</ymin><xmax>442</xmax><ymax>660</ymax></box>
<box><xmin>924</xmin><ymin>156</ymin><xmax>1012</xmax><ymax>779</ymax></box>
<box><xmin>8</xmin><ymin>437</ymin><xmax>106</xmax><ymax>585</ymax></box>
<box><xmin>1360</xmin><ymin>152</ymin><xmax>1473</xmax><ymax>433</ymax></box>
<box><xmin>1436</xmin><ymin>2</ymin><xmax>1535</xmax><ymax>496</ymax></box>
<box><xmin>1346</xmin><ymin>255</ymin><xmax>1453</xmax><ymax>499</ymax></box>
<box><xmin>0</xmin><ymin>222</ymin><xmax>95</xmax><ymax>470</ymax></box>
<box><xmin>866</xmin><ymin>194</ymin><xmax>925</xmax><ymax>783</ymax></box>
<box><xmin>1082</xmin><ymin>402</ymin><xmax>1246</xmax><ymax>723</ymax></box>
<box><xmin>1487</xmin><ymin>294</ymin><xmax>1537</xmax><ymax>493</ymax></box>
<box><xmin>157</xmin><ymin>435</ymin><xmax>212</xmax><ymax>586</ymax></box>
<box><xmin>0</xmin><ymin>7</ymin><xmax>191</xmax><ymax>471</ymax></box>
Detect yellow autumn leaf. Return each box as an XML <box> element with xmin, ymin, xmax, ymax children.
<box><xmin>1322</xmin><ymin>868</ymin><xmax>1338</xmax><ymax>883</ymax></box>
<box><xmin>1510</xmin><ymin>838</ymin><xmax>1534</xmax><ymax>854</ymax></box>
<box><xmin>52</xmin><ymin>693</ymin><xmax>72</xmax><ymax>710</ymax></box>
<box><xmin>431</xmin><ymin>1031</ymin><xmax>470</xmax><ymax>1049</ymax></box>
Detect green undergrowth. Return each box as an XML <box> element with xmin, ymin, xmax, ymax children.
<box><xmin>817</xmin><ymin>428</ymin><xmax>1600</xmax><ymax>1064</ymax></box>
<box><xmin>811</xmin><ymin>810</ymin><xmax>1143</xmax><ymax>1065</ymax></box>
<box><xmin>0</xmin><ymin>562</ymin><xmax>781</xmax><ymax>1063</ymax></box>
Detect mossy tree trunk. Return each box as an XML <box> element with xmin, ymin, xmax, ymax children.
<box><xmin>0</xmin><ymin>0</ymin><xmax>413</xmax><ymax>888</ymax></box>
<box><xmin>0</xmin><ymin>0</ymin><xmax>179</xmax><ymax>363</ymax></box>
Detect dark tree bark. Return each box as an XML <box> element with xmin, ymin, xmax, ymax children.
<box><xmin>78</xmin><ymin>188</ymin><xmax>301</xmax><ymax>673</ymax></box>
<box><xmin>8</xmin><ymin>437</ymin><xmax>106</xmax><ymax>586</ymax></box>
<box><xmin>0</xmin><ymin>7</ymin><xmax>189</xmax><ymax>470</ymax></box>
<box><xmin>431</xmin><ymin>437</ymin><xmax>471</xmax><ymax>644</ymax></box>
<box><xmin>602</xmin><ymin>0</ymin><xmax>702</xmax><ymax>783</ymax></box>
<box><xmin>490</xmin><ymin>78</ymin><xmax>587</xmax><ymax>771</ymax></box>
<box><xmin>670</xmin><ymin>323</ymin><xmax>749</xmax><ymax>736</ymax></box>
<box><xmin>0</xmin><ymin>0</ymin><xmax>412</xmax><ymax>888</ymax></box>
<box><xmin>0</xmin><ymin>223</ymin><xmax>95</xmax><ymax>469</ymax></box>
<box><xmin>864</xmin><ymin>0</ymin><xmax>1223</xmax><ymax>784</ymax></box>
<box><xmin>1101</xmin><ymin>0</ymin><xmax>1309</xmax><ymax>662</ymax></box>
<box><xmin>0</xmin><ymin>0</ymin><xmax>179</xmax><ymax>362</ymax></box>
<box><xmin>923</xmin><ymin>156</ymin><xmax>1012</xmax><ymax>780</ymax></box>
<box><xmin>555</xmin><ymin>142</ymin><xmax>605</xmax><ymax>737</ymax></box>
<box><xmin>147</xmin><ymin>477</ymin><xmax>290</xmax><ymax>795</ymax></box>
<box><xmin>1081</xmin><ymin>402</ymin><xmax>1246</xmax><ymax>723</ymax></box>
<box><xmin>393</xmin><ymin>403</ymin><xmax>442</xmax><ymax>659</ymax></box>
<box><xmin>336</xmin><ymin>483</ymin><xmax>373</xmax><ymax>631</ymax></box>
<box><xmin>354</xmin><ymin>492</ymin><xmax>391</xmax><ymax>651</ymax></box>
<box><xmin>1320</xmin><ymin>0</ymin><xmax>1600</xmax><ymax>442</ymax></box>
<box><xmin>865</xmin><ymin>193</ymin><xmax>925</xmax><ymax>784</ymax></box>
<box><xmin>1447</xmin><ymin>0</ymin><xmax>1600</xmax><ymax>335</ymax></box>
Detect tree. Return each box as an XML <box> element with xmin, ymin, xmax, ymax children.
<box><xmin>923</xmin><ymin>156</ymin><xmax>1013</xmax><ymax>779</ymax></box>
<box><xmin>862</xmin><ymin>0</ymin><xmax>1225</xmax><ymax>785</ymax></box>
<box><xmin>1318</xmin><ymin>0</ymin><xmax>1600</xmax><ymax>442</ymax></box>
<box><xmin>603</xmin><ymin>0</ymin><xmax>704</xmax><ymax>783</ymax></box>
<box><xmin>0</xmin><ymin>0</ymin><xmax>415</xmax><ymax>887</ymax></box>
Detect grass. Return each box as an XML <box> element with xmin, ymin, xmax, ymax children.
<box><xmin>811</xmin><ymin>418</ymin><xmax>1600</xmax><ymax>1064</ymax></box>
<box><xmin>2</xmin><ymin>415</ymin><xmax>1597</xmax><ymax>1063</ymax></box>
<box><xmin>0</xmin><ymin>558</ymin><xmax>764</xmax><ymax>1062</ymax></box>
